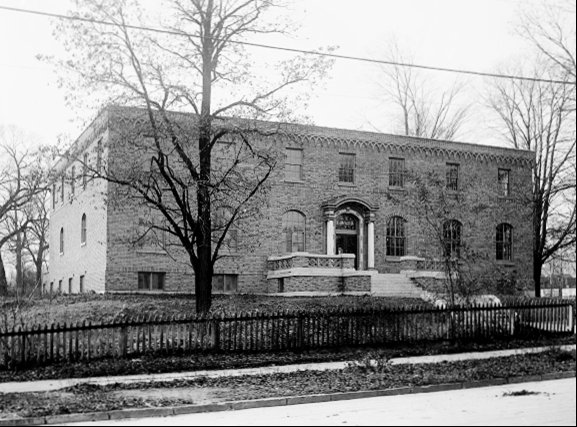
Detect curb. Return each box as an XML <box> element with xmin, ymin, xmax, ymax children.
<box><xmin>1</xmin><ymin>371</ymin><xmax>574</xmax><ymax>426</ymax></box>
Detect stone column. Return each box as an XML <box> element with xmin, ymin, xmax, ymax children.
<box><xmin>325</xmin><ymin>210</ymin><xmax>335</xmax><ymax>255</ymax></box>
<box><xmin>367</xmin><ymin>213</ymin><xmax>375</xmax><ymax>269</ymax></box>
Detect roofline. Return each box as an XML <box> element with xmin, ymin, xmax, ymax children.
<box><xmin>50</xmin><ymin>105</ymin><xmax>534</xmax><ymax>177</ymax></box>
<box><xmin>50</xmin><ymin>107</ymin><xmax>110</xmax><ymax>179</ymax></box>
<box><xmin>105</xmin><ymin>105</ymin><xmax>533</xmax><ymax>160</ymax></box>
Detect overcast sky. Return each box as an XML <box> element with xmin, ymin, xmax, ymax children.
<box><xmin>0</xmin><ymin>0</ymin><xmax>559</xmax><ymax>149</ymax></box>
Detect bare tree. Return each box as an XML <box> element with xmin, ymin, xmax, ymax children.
<box><xmin>51</xmin><ymin>0</ymin><xmax>333</xmax><ymax>313</ymax></box>
<box><xmin>0</xmin><ymin>132</ymin><xmax>48</xmax><ymax>296</ymax></box>
<box><xmin>489</xmin><ymin>61</ymin><xmax>576</xmax><ymax>297</ymax></box>
<box><xmin>21</xmin><ymin>191</ymin><xmax>50</xmax><ymax>295</ymax></box>
<box><xmin>519</xmin><ymin>0</ymin><xmax>576</xmax><ymax>85</ymax></box>
<box><xmin>377</xmin><ymin>43</ymin><xmax>470</xmax><ymax>141</ymax></box>
<box><xmin>395</xmin><ymin>169</ymin><xmax>499</xmax><ymax>307</ymax></box>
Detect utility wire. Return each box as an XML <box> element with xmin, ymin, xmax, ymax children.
<box><xmin>0</xmin><ymin>4</ymin><xmax>574</xmax><ymax>86</ymax></box>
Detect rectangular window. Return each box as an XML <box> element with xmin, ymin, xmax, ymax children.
<box><xmin>79</xmin><ymin>275</ymin><xmax>84</xmax><ymax>293</ymax></box>
<box><xmin>212</xmin><ymin>274</ymin><xmax>238</xmax><ymax>294</ymax></box>
<box><xmin>285</xmin><ymin>148</ymin><xmax>303</xmax><ymax>181</ymax></box>
<box><xmin>338</xmin><ymin>153</ymin><xmax>355</xmax><ymax>183</ymax></box>
<box><xmin>96</xmin><ymin>139</ymin><xmax>102</xmax><ymax>173</ymax></box>
<box><xmin>498</xmin><ymin>169</ymin><xmax>510</xmax><ymax>197</ymax></box>
<box><xmin>142</xmin><ymin>138</ymin><xmax>155</xmax><ymax>172</ymax></box>
<box><xmin>68</xmin><ymin>277</ymin><xmax>73</xmax><ymax>294</ymax></box>
<box><xmin>496</xmin><ymin>224</ymin><xmax>513</xmax><ymax>261</ymax></box>
<box><xmin>83</xmin><ymin>153</ymin><xmax>88</xmax><ymax>189</ymax></box>
<box><xmin>58</xmin><ymin>280</ymin><xmax>62</xmax><ymax>293</ymax></box>
<box><xmin>226</xmin><ymin>229</ymin><xmax>238</xmax><ymax>252</ymax></box>
<box><xmin>446</xmin><ymin>163</ymin><xmax>459</xmax><ymax>191</ymax></box>
<box><xmin>138</xmin><ymin>272</ymin><xmax>165</xmax><ymax>291</ymax></box>
<box><xmin>70</xmin><ymin>166</ymin><xmax>75</xmax><ymax>196</ymax></box>
<box><xmin>388</xmin><ymin>158</ymin><xmax>405</xmax><ymax>188</ymax></box>
<box><xmin>52</xmin><ymin>184</ymin><xmax>56</xmax><ymax>209</ymax></box>
<box><xmin>61</xmin><ymin>175</ymin><xmax>65</xmax><ymax>202</ymax></box>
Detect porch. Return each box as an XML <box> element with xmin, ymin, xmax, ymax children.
<box><xmin>266</xmin><ymin>253</ymin><xmax>373</xmax><ymax>294</ymax></box>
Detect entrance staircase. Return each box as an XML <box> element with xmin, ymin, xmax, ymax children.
<box><xmin>370</xmin><ymin>273</ymin><xmax>425</xmax><ymax>299</ymax></box>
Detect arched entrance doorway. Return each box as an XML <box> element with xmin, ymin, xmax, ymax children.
<box><xmin>336</xmin><ymin>213</ymin><xmax>360</xmax><ymax>269</ymax></box>
<box><xmin>322</xmin><ymin>196</ymin><xmax>378</xmax><ymax>271</ymax></box>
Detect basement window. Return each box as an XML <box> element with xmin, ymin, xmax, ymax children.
<box><xmin>138</xmin><ymin>272</ymin><xmax>165</xmax><ymax>291</ymax></box>
<box><xmin>212</xmin><ymin>274</ymin><xmax>238</xmax><ymax>294</ymax></box>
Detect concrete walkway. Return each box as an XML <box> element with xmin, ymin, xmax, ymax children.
<box><xmin>64</xmin><ymin>378</ymin><xmax>577</xmax><ymax>426</ymax></box>
<box><xmin>1</xmin><ymin>344</ymin><xmax>574</xmax><ymax>394</ymax></box>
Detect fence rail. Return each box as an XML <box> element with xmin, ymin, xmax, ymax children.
<box><xmin>0</xmin><ymin>300</ymin><xmax>574</xmax><ymax>369</ymax></box>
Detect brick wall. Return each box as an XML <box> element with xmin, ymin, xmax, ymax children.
<box><xmin>344</xmin><ymin>275</ymin><xmax>371</xmax><ymax>292</ymax></box>
<box><xmin>51</xmin><ymin>106</ymin><xmax>535</xmax><ymax>295</ymax></box>
<box><xmin>48</xmin><ymin>117</ymin><xmax>110</xmax><ymax>294</ymax></box>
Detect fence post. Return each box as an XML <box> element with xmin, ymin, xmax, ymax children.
<box><xmin>296</xmin><ymin>311</ymin><xmax>304</xmax><ymax>349</ymax></box>
<box><xmin>18</xmin><ymin>326</ymin><xmax>24</xmax><ymax>367</ymax></box>
<box><xmin>508</xmin><ymin>308</ymin><xmax>515</xmax><ymax>336</ymax></box>
<box><xmin>120</xmin><ymin>323</ymin><xmax>128</xmax><ymax>357</ymax></box>
<box><xmin>213</xmin><ymin>315</ymin><xmax>221</xmax><ymax>351</ymax></box>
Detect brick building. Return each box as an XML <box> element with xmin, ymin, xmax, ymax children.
<box><xmin>47</xmin><ymin>106</ymin><xmax>534</xmax><ymax>296</ymax></box>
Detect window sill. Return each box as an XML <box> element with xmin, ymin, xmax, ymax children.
<box><xmin>217</xmin><ymin>252</ymin><xmax>241</xmax><ymax>258</ymax></box>
<box><xmin>498</xmin><ymin>196</ymin><xmax>514</xmax><ymax>201</ymax></box>
<box><xmin>446</xmin><ymin>190</ymin><xmax>461</xmax><ymax>198</ymax></box>
<box><xmin>59</xmin><ymin>252</ymin><xmax>64</xmax><ymax>256</ymax></box>
<box><xmin>338</xmin><ymin>182</ymin><xmax>356</xmax><ymax>188</ymax></box>
<box><xmin>385</xmin><ymin>257</ymin><xmax>403</xmax><ymax>262</ymax></box>
<box><xmin>388</xmin><ymin>186</ymin><xmax>406</xmax><ymax>193</ymax></box>
<box><xmin>136</xmin><ymin>249</ymin><xmax>169</xmax><ymax>255</ymax></box>
<box><xmin>284</xmin><ymin>179</ymin><xmax>305</xmax><ymax>185</ymax></box>
<box><xmin>81</xmin><ymin>242</ymin><xmax>86</xmax><ymax>248</ymax></box>
<box><xmin>496</xmin><ymin>260</ymin><xmax>515</xmax><ymax>267</ymax></box>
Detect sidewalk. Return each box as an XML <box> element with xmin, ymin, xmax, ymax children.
<box><xmin>1</xmin><ymin>344</ymin><xmax>574</xmax><ymax>394</ymax></box>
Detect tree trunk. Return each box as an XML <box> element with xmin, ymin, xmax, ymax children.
<box><xmin>195</xmin><ymin>257</ymin><xmax>213</xmax><ymax>314</ymax></box>
<box><xmin>34</xmin><ymin>246</ymin><xmax>44</xmax><ymax>295</ymax></box>
<box><xmin>16</xmin><ymin>230</ymin><xmax>23</xmax><ymax>297</ymax></box>
<box><xmin>194</xmin><ymin>0</ymin><xmax>215</xmax><ymax>315</ymax></box>
<box><xmin>533</xmin><ymin>189</ymin><xmax>542</xmax><ymax>298</ymax></box>
<box><xmin>533</xmin><ymin>257</ymin><xmax>542</xmax><ymax>298</ymax></box>
<box><xmin>0</xmin><ymin>251</ymin><xmax>8</xmax><ymax>297</ymax></box>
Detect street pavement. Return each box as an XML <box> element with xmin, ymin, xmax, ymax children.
<box><xmin>64</xmin><ymin>378</ymin><xmax>576</xmax><ymax>426</ymax></box>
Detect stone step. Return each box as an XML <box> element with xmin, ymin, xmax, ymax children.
<box><xmin>370</xmin><ymin>273</ymin><xmax>425</xmax><ymax>299</ymax></box>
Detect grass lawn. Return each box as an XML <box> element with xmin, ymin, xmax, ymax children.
<box><xmin>0</xmin><ymin>349</ymin><xmax>574</xmax><ymax>419</ymax></box>
<box><xmin>0</xmin><ymin>294</ymin><xmax>430</xmax><ymax>329</ymax></box>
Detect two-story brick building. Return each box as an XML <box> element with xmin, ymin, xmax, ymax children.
<box><xmin>46</xmin><ymin>106</ymin><xmax>534</xmax><ymax>296</ymax></box>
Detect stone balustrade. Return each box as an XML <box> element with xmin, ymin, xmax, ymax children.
<box><xmin>267</xmin><ymin>253</ymin><xmax>356</xmax><ymax>272</ymax></box>
<box><xmin>266</xmin><ymin>253</ymin><xmax>370</xmax><ymax>294</ymax></box>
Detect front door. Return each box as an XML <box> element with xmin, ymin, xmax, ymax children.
<box><xmin>336</xmin><ymin>234</ymin><xmax>358</xmax><ymax>268</ymax></box>
<box><xmin>336</xmin><ymin>213</ymin><xmax>359</xmax><ymax>269</ymax></box>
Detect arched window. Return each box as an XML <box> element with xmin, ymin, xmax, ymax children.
<box><xmin>214</xmin><ymin>206</ymin><xmax>237</xmax><ymax>251</ymax></box>
<box><xmin>59</xmin><ymin>227</ymin><xmax>64</xmax><ymax>254</ymax></box>
<box><xmin>496</xmin><ymin>223</ymin><xmax>513</xmax><ymax>261</ymax></box>
<box><xmin>442</xmin><ymin>220</ymin><xmax>462</xmax><ymax>258</ymax></box>
<box><xmin>386</xmin><ymin>216</ymin><xmax>407</xmax><ymax>256</ymax></box>
<box><xmin>81</xmin><ymin>214</ymin><xmax>87</xmax><ymax>245</ymax></box>
<box><xmin>282</xmin><ymin>210</ymin><xmax>306</xmax><ymax>253</ymax></box>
